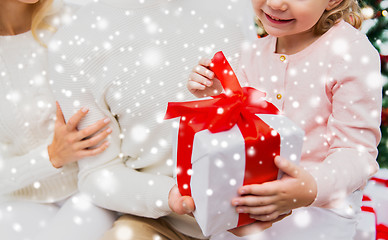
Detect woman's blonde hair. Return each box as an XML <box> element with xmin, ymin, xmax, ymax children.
<box><xmin>313</xmin><ymin>0</ymin><xmax>363</xmax><ymax>35</ymax></box>
<box><xmin>31</xmin><ymin>0</ymin><xmax>54</xmax><ymax>45</ymax></box>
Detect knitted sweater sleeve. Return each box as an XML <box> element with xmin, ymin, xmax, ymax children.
<box><xmin>0</xmin><ymin>134</ymin><xmax>61</xmax><ymax>195</ymax></box>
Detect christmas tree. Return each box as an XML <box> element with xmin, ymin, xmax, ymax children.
<box><xmin>361</xmin><ymin>0</ymin><xmax>388</xmax><ymax>168</ymax></box>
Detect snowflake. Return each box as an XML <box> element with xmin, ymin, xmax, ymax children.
<box><xmin>233</xmin><ymin>153</ymin><xmax>241</xmax><ymax>161</ymax></box>
<box><xmin>293</xmin><ymin>210</ymin><xmax>311</xmax><ymax>228</ymax></box>
<box><xmin>215</xmin><ymin>159</ymin><xmax>224</xmax><ymax>168</ymax></box>
<box><xmin>130</xmin><ymin>125</ymin><xmax>149</xmax><ymax>142</ymax></box>
<box><xmin>115</xmin><ymin>225</ymin><xmax>133</xmax><ymax>239</ymax></box>
<box><xmin>331</xmin><ymin>38</ymin><xmax>349</xmax><ymax>55</ymax></box>
<box><xmin>143</xmin><ymin>48</ymin><xmax>162</xmax><ymax>67</ymax></box>
<box><xmin>71</xmin><ymin>194</ymin><xmax>93</xmax><ymax>211</ymax></box>
<box><xmin>206</xmin><ymin>189</ymin><xmax>213</xmax><ymax>196</ymax></box>
<box><xmin>366</xmin><ymin>71</ymin><xmax>382</xmax><ymax>90</ymax></box>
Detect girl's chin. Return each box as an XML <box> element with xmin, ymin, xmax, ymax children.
<box><xmin>261</xmin><ymin>28</ymin><xmax>289</xmax><ymax>38</ymax></box>
<box><xmin>18</xmin><ymin>0</ymin><xmax>40</xmax><ymax>4</ymax></box>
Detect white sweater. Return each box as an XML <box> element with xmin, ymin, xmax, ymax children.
<box><xmin>48</xmin><ymin>0</ymin><xmax>253</xmax><ymax>237</ymax></box>
<box><xmin>0</xmin><ymin>5</ymin><xmax>78</xmax><ymax>203</ymax></box>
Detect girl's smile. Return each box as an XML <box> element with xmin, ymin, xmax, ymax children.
<box><xmin>264</xmin><ymin>12</ymin><xmax>294</xmax><ymax>24</ymax></box>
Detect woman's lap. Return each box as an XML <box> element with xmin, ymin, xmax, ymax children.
<box><xmin>0</xmin><ymin>193</ymin><xmax>117</xmax><ymax>240</ymax></box>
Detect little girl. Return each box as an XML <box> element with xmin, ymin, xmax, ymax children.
<box><xmin>188</xmin><ymin>0</ymin><xmax>382</xmax><ymax>239</ymax></box>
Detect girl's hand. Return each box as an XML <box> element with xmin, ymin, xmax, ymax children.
<box><xmin>168</xmin><ymin>184</ymin><xmax>195</xmax><ymax>216</ymax></box>
<box><xmin>48</xmin><ymin>102</ymin><xmax>112</xmax><ymax>168</ymax></box>
<box><xmin>231</xmin><ymin>156</ymin><xmax>317</xmax><ymax>221</ymax></box>
<box><xmin>187</xmin><ymin>58</ymin><xmax>223</xmax><ymax>98</ymax></box>
<box><xmin>228</xmin><ymin>211</ymin><xmax>291</xmax><ymax>237</ymax></box>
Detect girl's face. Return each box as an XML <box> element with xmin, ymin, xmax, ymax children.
<box><xmin>251</xmin><ymin>0</ymin><xmax>337</xmax><ymax>38</ymax></box>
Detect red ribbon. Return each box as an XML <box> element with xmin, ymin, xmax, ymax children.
<box><xmin>371</xmin><ymin>177</ymin><xmax>388</xmax><ymax>239</ymax></box>
<box><xmin>362</xmin><ymin>192</ymin><xmax>388</xmax><ymax>239</ymax></box>
<box><xmin>376</xmin><ymin>224</ymin><xmax>388</xmax><ymax>240</ymax></box>
<box><xmin>165</xmin><ymin>51</ymin><xmax>281</xmax><ymax>227</ymax></box>
<box><xmin>371</xmin><ymin>177</ymin><xmax>388</xmax><ymax>187</ymax></box>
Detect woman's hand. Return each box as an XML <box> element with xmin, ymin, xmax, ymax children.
<box><xmin>48</xmin><ymin>102</ymin><xmax>112</xmax><ymax>168</ymax></box>
<box><xmin>187</xmin><ymin>58</ymin><xmax>223</xmax><ymax>98</ymax></box>
<box><xmin>231</xmin><ymin>156</ymin><xmax>317</xmax><ymax>221</ymax></box>
<box><xmin>168</xmin><ymin>184</ymin><xmax>195</xmax><ymax>216</ymax></box>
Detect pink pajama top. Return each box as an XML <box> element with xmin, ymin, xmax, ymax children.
<box><xmin>238</xmin><ymin>21</ymin><xmax>382</xmax><ymax>212</ymax></box>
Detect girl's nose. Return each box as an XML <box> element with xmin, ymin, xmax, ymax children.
<box><xmin>266</xmin><ymin>0</ymin><xmax>287</xmax><ymax>11</ymax></box>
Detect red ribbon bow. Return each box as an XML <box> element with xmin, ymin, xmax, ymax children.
<box><xmin>165</xmin><ymin>51</ymin><xmax>281</xmax><ymax>226</ymax></box>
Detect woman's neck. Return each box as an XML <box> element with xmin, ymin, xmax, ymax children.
<box><xmin>275</xmin><ymin>29</ymin><xmax>320</xmax><ymax>55</ymax></box>
<box><xmin>0</xmin><ymin>1</ymin><xmax>34</xmax><ymax>36</ymax></box>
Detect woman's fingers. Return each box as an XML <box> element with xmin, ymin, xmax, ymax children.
<box><xmin>76</xmin><ymin>117</ymin><xmax>111</xmax><ymax>141</ymax></box>
<box><xmin>55</xmin><ymin>102</ymin><xmax>66</xmax><ymax>126</ymax></box>
<box><xmin>66</xmin><ymin>107</ymin><xmax>90</xmax><ymax>131</ymax></box>
<box><xmin>78</xmin><ymin>141</ymin><xmax>110</xmax><ymax>158</ymax></box>
<box><xmin>77</xmin><ymin>127</ymin><xmax>112</xmax><ymax>149</ymax></box>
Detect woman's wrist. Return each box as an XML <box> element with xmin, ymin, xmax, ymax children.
<box><xmin>47</xmin><ymin>144</ymin><xmax>63</xmax><ymax>168</ymax></box>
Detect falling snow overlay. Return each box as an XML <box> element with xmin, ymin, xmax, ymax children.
<box><xmin>1</xmin><ymin>0</ymin><xmax>387</xmax><ymax>238</ymax></box>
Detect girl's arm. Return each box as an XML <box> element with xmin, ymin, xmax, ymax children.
<box><xmin>306</xmin><ymin>38</ymin><xmax>382</xmax><ymax>207</ymax></box>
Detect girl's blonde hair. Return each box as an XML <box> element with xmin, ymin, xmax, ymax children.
<box><xmin>31</xmin><ymin>0</ymin><xmax>54</xmax><ymax>45</ymax></box>
<box><xmin>313</xmin><ymin>0</ymin><xmax>363</xmax><ymax>35</ymax></box>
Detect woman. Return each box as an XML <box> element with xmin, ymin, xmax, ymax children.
<box><xmin>0</xmin><ymin>0</ymin><xmax>116</xmax><ymax>239</ymax></box>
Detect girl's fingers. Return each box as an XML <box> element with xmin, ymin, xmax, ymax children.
<box><xmin>77</xmin><ymin>127</ymin><xmax>112</xmax><ymax>149</ymax></box>
<box><xmin>238</xmin><ymin>182</ymin><xmax>279</xmax><ymax>196</ymax></box>
<box><xmin>193</xmin><ymin>64</ymin><xmax>214</xmax><ymax>80</ymax></box>
<box><xmin>76</xmin><ymin>117</ymin><xmax>111</xmax><ymax>140</ymax></box>
<box><xmin>187</xmin><ymin>79</ymin><xmax>207</xmax><ymax>92</ymax></box>
<box><xmin>232</xmin><ymin>195</ymin><xmax>276</xmax><ymax>207</ymax></box>
<box><xmin>274</xmin><ymin>156</ymin><xmax>300</xmax><ymax>178</ymax></box>
<box><xmin>66</xmin><ymin>107</ymin><xmax>89</xmax><ymax>131</ymax></box>
<box><xmin>250</xmin><ymin>211</ymin><xmax>281</xmax><ymax>222</ymax></box>
<box><xmin>189</xmin><ymin>72</ymin><xmax>213</xmax><ymax>87</ymax></box>
<box><xmin>198</xmin><ymin>58</ymin><xmax>212</xmax><ymax>67</ymax></box>
<box><xmin>236</xmin><ymin>204</ymin><xmax>277</xmax><ymax>216</ymax></box>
